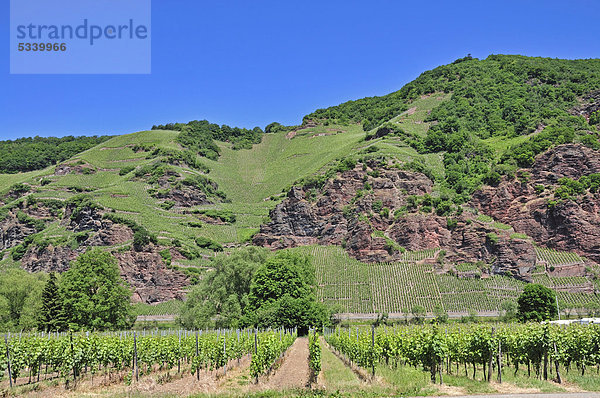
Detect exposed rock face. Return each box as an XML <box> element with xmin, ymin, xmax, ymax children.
<box><xmin>154</xmin><ymin>176</ymin><xmax>213</xmax><ymax>207</ymax></box>
<box><xmin>65</xmin><ymin>203</ymin><xmax>104</xmax><ymax>232</ymax></box>
<box><xmin>472</xmin><ymin>144</ymin><xmax>600</xmax><ymax>263</ymax></box>
<box><xmin>0</xmin><ymin>212</ymin><xmax>36</xmax><ymax>250</ymax></box>
<box><xmin>0</xmin><ymin>202</ymin><xmax>188</xmax><ymax>304</ymax></box>
<box><xmin>156</xmin><ymin>186</ymin><xmax>211</xmax><ymax>207</ymax></box>
<box><xmin>570</xmin><ymin>90</ymin><xmax>600</xmax><ymax>122</ymax></box>
<box><xmin>254</xmin><ymin>162</ymin><xmax>538</xmax><ymax>279</ymax></box>
<box><xmin>530</xmin><ymin>143</ymin><xmax>600</xmax><ymax>184</ymax></box>
<box><xmin>21</xmin><ymin>245</ymin><xmax>77</xmax><ymax>273</ymax></box>
<box><xmin>86</xmin><ymin>220</ymin><xmax>133</xmax><ymax>246</ymax></box>
<box><xmin>116</xmin><ymin>245</ymin><xmax>188</xmax><ymax>303</ymax></box>
<box><xmin>54</xmin><ymin>163</ymin><xmax>96</xmax><ymax>175</ymax></box>
<box><xmin>255</xmin><ymin>166</ymin><xmax>434</xmax><ymax>253</ymax></box>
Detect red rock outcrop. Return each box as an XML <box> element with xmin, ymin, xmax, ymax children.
<box><xmin>472</xmin><ymin>144</ymin><xmax>600</xmax><ymax>263</ymax></box>
<box><xmin>0</xmin><ymin>202</ymin><xmax>188</xmax><ymax>304</ymax></box>
<box><xmin>254</xmin><ymin>161</ymin><xmax>539</xmax><ymax>279</ymax></box>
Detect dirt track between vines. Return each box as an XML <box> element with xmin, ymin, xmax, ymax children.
<box><xmin>261</xmin><ymin>337</ymin><xmax>310</xmax><ymax>390</ymax></box>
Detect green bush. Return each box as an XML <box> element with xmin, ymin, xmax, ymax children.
<box><xmin>486</xmin><ymin>232</ymin><xmax>499</xmax><ymax>246</ymax></box>
<box><xmin>119</xmin><ymin>166</ymin><xmax>135</xmax><ymax>176</ymax></box>
<box><xmin>195</xmin><ymin>236</ymin><xmax>223</xmax><ymax>252</ymax></box>
<box><xmin>193</xmin><ymin>209</ymin><xmax>236</xmax><ymax>223</ymax></box>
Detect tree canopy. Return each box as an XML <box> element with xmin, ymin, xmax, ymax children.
<box><xmin>38</xmin><ymin>273</ymin><xmax>67</xmax><ymax>332</ymax></box>
<box><xmin>179</xmin><ymin>246</ymin><xmax>269</xmax><ymax>329</ymax></box>
<box><xmin>0</xmin><ymin>135</ymin><xmax>111</xmax><ymax>173</ymax></box>
<box><xmin>243</xmin><ymin>251</ymin><xmax>330</xmax><ymax>334</ymax></box>
<box><xmin>517</xmin><ymin>283</ymin><xmax>558</xmax><ymax>322</ymax></box>
<box><xmin>0</xmin><ymin>269</ymin><xmax>45</xmax><ymax>331</ymax></box>
<box><xmin>152</xmin><ymin>120</ymin><xmax>264</xmax><ymax>160</ymax></box>
<box><xmin>60</xmin><ymin>248</ymin><xmax>134</xmax><ymax>331</ymax></box>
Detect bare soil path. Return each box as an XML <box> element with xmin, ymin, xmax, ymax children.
<box><xmin>417</xmin><ymin>394</ymin><xmax>600</xmax><ymax>398</ymax></box>
<box><xmin>262</xmin><ymin>337</ymin><xmax>310</xmax><ymax>390</ymax></box>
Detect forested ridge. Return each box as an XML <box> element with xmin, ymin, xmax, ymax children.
<box><xmin>0</xmin><ymin>135</ymin><xmax>111</xmax><ymax>173</ymax></box>
<box><xmin>152</xmin><ymin>120</ymin><xmax>265</xmax><ymax>160</ymax></box>
<box><xmin>305</xmin><ymin>55</ymin><xmax>600</xmax><ymax>200</ymax></box>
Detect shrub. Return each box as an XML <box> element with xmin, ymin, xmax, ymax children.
<box><xmin>195</xmin><ymin>236</ymin><xmax>223</xmax><ymax>251</ymax></box>
<box><xmin>119</xmin><ymin>166</ymin><xmax>135</xmax><ymax>176</ymax></box>
<box><xmin>486</xmin><ymin>232</ymin><xmax>499</xmax><ymax>246</ymax></box>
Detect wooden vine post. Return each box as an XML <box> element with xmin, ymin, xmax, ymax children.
<box><xmin>371</xmin><ymin>325</ymin><xmax>375</xmax><ymax>377</ymax></box>
<box><xmin>5</xmin><ymin>335</ymin><xmax>12</xmax><ymax>388</ymax></box>
<box><xmin>195</xmin><ymin>331</ymin><xmax>199</xmax><ymax>380</ymax></box>
<box><xmin>134</xmin><ymin>332</ymin><xmax>139</xmax><ymax>382</ymax></box>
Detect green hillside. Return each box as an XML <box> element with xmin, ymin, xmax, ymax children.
<box><xmin>1</xmin><ymin>54</ymin><xmax>600</xmax><ymax>317</ymax></box>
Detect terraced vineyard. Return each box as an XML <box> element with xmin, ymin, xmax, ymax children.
<box><xmin>296</xmin><ymin>245</ymin><xmax>600</xmax><ymax>315</ymax></box>
<box><xmin>133</xmin><ymin>300</ymin><xmax>184</xmax><ymax>316</ymax></box>
<box><xmin>535</xmin><ymin>246</ymin><xmax>585</xmax><ymax>266</ymax></box>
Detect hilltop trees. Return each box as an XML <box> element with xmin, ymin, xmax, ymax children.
<box><xmin>153</xmin><ymin>119</ymin><xmax>264</xmax><ymax>159</ymax></box>
<box><xmin>0</xmin><ymin>135</ymin><xmax>111</xmax><ymax>173</ymax></box>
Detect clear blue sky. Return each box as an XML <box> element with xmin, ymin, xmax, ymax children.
<box><xmin>1</xmin><ymin>0</ymin><xmax>599</xmax><ymax>140</ymax></box>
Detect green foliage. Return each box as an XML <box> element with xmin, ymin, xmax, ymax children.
<box><xmin>411</xmin><ymin>305</ymin><xmax>426</xmax><ymax>324</ymax></box>
<box><xmin>180</xmin><ymin>174</ymin><xmax>227</xmax><ymax>201</ymax></box>
<box><xmin>0</xmin><ymin>135</ymin><xmax>111</xmax><ymax>173</ymax></box>
<box><xmin>511</xmin><ymin>233</ymin><xmax>529</xmax><ymax>240</ymax></box>
<box><xmin>579</xmin><ymin>133</ymin><xmax>600</xmax><ymax>150</ymax></box>
<box><xmin>590</xmin><ymin>110</ymin><xmax>600</xmax><ymax>125</ymax></box>
<box><xmin>504</xmin><ymin>126</ymin><xmax>576</xmax><ymax>167</ymax></box>
<box><xmin>179</xmin><ymin>247</ymin><xmax>269</xmax><ymax>329</ymax></box>
<box><xmin>159</xmin><ymin>200</ymin><xmax>175</xmax><ymax>210</ymax></box>
<box><xmin>133</xmin><ymin>161</ymin><xmax>176</xmax><ymax>184</ymax></box>
<box><xmin>446</xmin><ymin>218</ymin><xmax>458</xmax><ymax>229</ymax></box>
<box><xmin>66</xmin><ymin>194</ymin><xmax>103</xmax><ymax>222</ymax></box>
<box><xmin>154</xmin><ymin>120</ymin><xmax>264</xmax><ymax>160</ymax></box>
<box><xmin>244</xmin><ymin>252</ymin><xmax>330</xmax><ymax>333</ymax></box>
<box><xmin>265</xmin><ymin>122</ymin><xmax>293</xmax><ymax>134</ymax></box>
<box><xmin>500</xmin><ymin>299</ymin><xmax>518</xmax><ymax>321</ymax></box>
<box><xmin>517</xmin><ymin>283</ymin><xmax>558</xmax><ymax>322</ymax></box>
<box><xmin>372</xmin><ymin>200</ymin><xmax>383</xmax><ymax>213</ymax></box>
<box><xmin>159</xmin><ymin>249</ymin><xmax>172</xmax><ymax>266</ymax></box>
<box><xmin>37</xmin><ymin>273</ymin><xmax>67</xmax><ymax>332</ymax></box>
<box><xmin>144</xmin><ymin>146</ymin><xmax>211</xmax><ymax>172</ymax></box>
<box><xmin>192</xmin><ymin>209</ymin><xmax>236</xmax><ymax>223</ymax></box>
<box><xmin>432</xmin><ymin>305</ymin><xmax>448</xmax><ymax>324</ymax></box>
<box><xmin>486</xmin><ymin>232</ymin><xmax>499</xmax><ymax>246</ymax></box>
<box><xmin>555</xmin><ymin>173</ymin><xmax>600</xmax><ymax>199</ymax></box>
<box><xmin>16</xmin><ymin>210</ymin><xmax>46</xmax><ymax>231</ymax></box>
<box><xmin>306</xmin><ymin>94</ymin><xmax>408</xmax><ymax>131</ymax></box>
<box><xmin>60</xmin><ymin>248</ymin><xmax>134</xmax><ymax>331</ymax></box>
<box><xmin>250</xmin><ymin>330</ymin><xmax>296</xmax><ymax>379</ymax></box>
<box><xmin>308</xmin><ymin>330</ymin><xmax>321</xmax><ymax>381</ymax></box>
<box><xmin>9</xmin><ymin>183</ymin><xmax>30</xmax><ymax>195</ymax></box>
<box><xmin>119</xmin><ymin>165</ymin><xmax>135</xmax><ymax>176</ymax></box>
<box><xmin>195</xmin><ymin>236</ymin><xmax>223</xmax><ymax>251</ymax></box>
<box><xmin>0</xmin><ymin>269</ymin><xmax>46</xmax><ymax>331</ymax></box>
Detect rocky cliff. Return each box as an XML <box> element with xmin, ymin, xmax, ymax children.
<box><xmin>472</xmin><ymin>143</ymin><xmax>600</xmax><ymax>264</ymax></box>
<box><xmin>254</xmin><ymin>160</ymin><xmax>540</xmax><ymax>280</ymax></box>
<box><xmin>0</xmin><ymin>200</ymin><xmax>188</xmax><ymax>303</ymax></box>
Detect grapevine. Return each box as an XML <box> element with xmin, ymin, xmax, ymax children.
<box><xmin>308</xmin><ymin>330</ymin><xmax>321</xmax><ymax>383</ymax></box>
